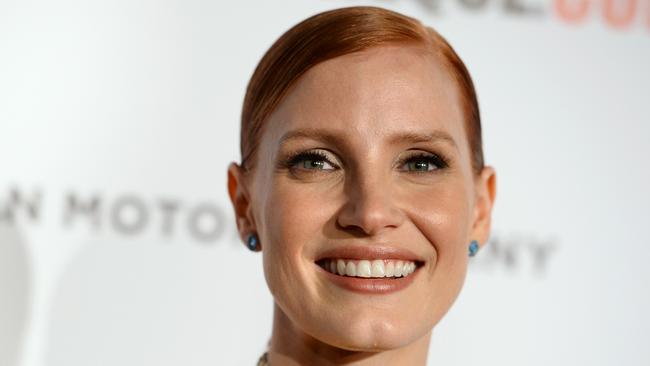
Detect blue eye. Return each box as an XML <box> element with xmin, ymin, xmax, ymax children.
<box><xmin>288</xmin><ymin>151</ymin><xmax>337</xmax><ymax>171</ymax></box>
<box><xmin>407</xmin><ymin>160</ymin><xmax>434</xmax><ymax>171</ymax></box>
<box><xmin>300</xmin><ymin>159</ymin><xmax>333</xmax><ymax>170</ymax></box>
<box><xmin>400</xmin><ymin>153</ymin><xmax>447</xmax><ymax>172</ymax></box>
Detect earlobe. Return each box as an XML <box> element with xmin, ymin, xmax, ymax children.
<box><xmin>470</xmin><ymin>166</ymin><xmax>497</xmax><ymax>246</ymax></box>
<box><xmin>227</xmin><ymin>162</ymin><xmax>256</xmax><ymax>244</ymax></box>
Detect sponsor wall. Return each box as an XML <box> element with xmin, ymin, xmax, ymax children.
<box><xmin>1</xmin><ymin>0</ymin><xmax>648</xmax><ymax>365</ymax></box>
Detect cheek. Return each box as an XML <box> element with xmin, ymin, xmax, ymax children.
<box><xmin>401</xmin><ymin>180</ymin><xmax>471</xmax><ymax>310</ymax></box>
<box><xmin>405</xmin><ymin>179</ymin><xmax>471</xmax><ymax>256</ymax></box>
<box><xmin>259</xmin><ymin>178</ymin><xmax>336</xmax><ymax>298</ymax></box>
<box><xmin>264</xmin><ymin>180</ymin><xmax>335</xmax><ymax>251</ymax></box>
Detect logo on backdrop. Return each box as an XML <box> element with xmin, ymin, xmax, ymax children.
<box><xmin>1</xmin><ymin>186</ymin><xmax>558</xmax><ymax>276</ymax></box>
<box><xmin>472</xmin><ymin>232</ymin><xmax>558</xmax><ymax>276</ymax></box>
<box><xmin>358</xmin><ymin>0</ymin><xmax>650</xmax><ymax>31</ymax></box>
<box><xmin>0</xmin><ymin>186</ymin><xmax>238</xmax><ymax>244</ymax></box>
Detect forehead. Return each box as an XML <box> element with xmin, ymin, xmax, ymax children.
<box><xmin>265</xmin><ymin>44</ymin><xmax>467</xmax><ymax>150</ymax></box>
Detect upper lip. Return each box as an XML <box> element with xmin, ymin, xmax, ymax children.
<box><xmin>315</xmin><ymin>245</ymin><xmax>425</xmax><ymax>262</ymax></box>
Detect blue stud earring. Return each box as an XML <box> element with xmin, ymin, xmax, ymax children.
<box><xmin>246</xmin><ymin>233</ymin><xmax>260</xmax><ymax>252</ymax></box>
<box><xmin>468</xmin><ymin>240</ymin><xmax>479</xmax><ymax>257</ymax></box>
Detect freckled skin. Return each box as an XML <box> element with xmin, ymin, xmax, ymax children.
<box><xmin>228</xmin><ymin>44</ymin><xmax>497</xmax><ymax>366</ymax></box>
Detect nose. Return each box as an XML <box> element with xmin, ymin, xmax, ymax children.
<box><xmin>336</xmin><ymin>171</ymin><xmax>405</xmax><ymax>236</ymax></box>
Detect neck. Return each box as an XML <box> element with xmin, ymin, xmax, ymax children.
<box><xmin>266</xmin><ymin>303</ymin><xmax>432</xmax><ymax>366</ymax></box>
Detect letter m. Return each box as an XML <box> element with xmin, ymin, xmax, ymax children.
<box><xmin>63</xmin><ymin>192</ymin><xmax>101</xmax><ymax>229</ymax></box>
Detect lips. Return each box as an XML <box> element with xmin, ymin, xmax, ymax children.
<box><xmin>314</xmin><ymin>245</ymin><xmax>425</xmax><ymax>294</ymax></box>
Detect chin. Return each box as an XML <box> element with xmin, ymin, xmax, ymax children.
<box><xmin>317</xmin><ymin>315</ymin><xmax>425</xmax><ymax>352</ymax></box>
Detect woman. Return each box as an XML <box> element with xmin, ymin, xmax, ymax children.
<box><xmin>227</xmin><ymin>5</ymin><xmax>497</xmax><ymax>366</ymax></box>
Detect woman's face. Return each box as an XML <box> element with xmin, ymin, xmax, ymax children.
<box><xmin>229</xmin><ymin>44</ymin><xmax>495</xmax><ymax>351</ymax></box>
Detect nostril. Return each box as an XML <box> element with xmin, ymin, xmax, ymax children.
<box><xmin>334</xmin><ymin>196</ymin><xmax>405</xmax><ymax>237</ymax></box>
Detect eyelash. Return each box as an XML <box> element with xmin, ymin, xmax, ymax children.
<box><xmin>282</xmin><ymin>151</ymin><xmax>337</xmax><ymax>171</ymax></box>
<box><xmin>400</xmin><ymin>152</ymin><xmax>449</xmax><ymax>172</ymax></box>
<box><xmin>281</xmin><ymin>150</ymin><xmax>449</xmax><ymax>173</ymax></box>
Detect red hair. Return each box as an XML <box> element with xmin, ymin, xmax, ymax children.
<box><xmin>240</xmin><ymin>6</ymin><xmax>483</xmax><ymax>176</ymax></box>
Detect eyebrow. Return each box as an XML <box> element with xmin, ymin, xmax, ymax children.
<box><xmin>388</xmin><ymin>131</ymin><xmax>458</xmax><ymax>150</ymax></box>
<box><xmin>278</xmin><ymin>128</ymin><xmax>458</xmax><ymax>151</ymax></box>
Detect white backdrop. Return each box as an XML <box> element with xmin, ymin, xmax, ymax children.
<box><xmin>1</xmin><ymin>1</ymin><xmax>649</xmax><ymax>365</ymax></box>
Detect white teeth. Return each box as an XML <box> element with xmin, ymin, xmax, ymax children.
<box><xmin>345</xmin><ymin>261</ymin><xmax>356</xmax><ymax>276</ymax></box>
<box><xmin>357</xmin><ymin>260</ymin><xmax>371</xmax><ymax>278</ymax></box>
<box><xmin>395</xmin><ymin>261</ymin><xmax>404</xmax><ymax>277</ymax></box>
<box><xmin>322</xmin><ymin>259</ymin><xmax>418</xmax><ymax>278</ymax></box>
<box><xmin>371</xmin><ymin>260</ymin><xmax>385</xmax><ymax>277</ymax></box>
<box><xmin>385</xmin><ymin>261</ymin><xmax>395</xmax><ymax>277</ymax></box>
<box><xmin>337</xmin><ymin>259</ymin><xmax>346</xmax><ymax>275</ymax></box>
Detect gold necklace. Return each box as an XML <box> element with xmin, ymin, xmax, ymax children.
<box><xmin>257</xmin><ymin>351</ymin><xmax>269</xmax><ymax>366</ymax></box>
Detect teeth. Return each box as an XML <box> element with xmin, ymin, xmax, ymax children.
<box><xmin>395</xmin><ymin>261</ymin><xmax>404</xmax><ymax>277</ymax></box>
<box><xmin>345</xmin><ymin>261</ymin><xmax>356</xmax><ymax>276</ymax></box>
<box><xmin>385</xmin><ymin>261</ymin><xmax>395</xmax><ymax>277</ymax></box>
<box><xmin>337</xmin><ymin>259</ymin><xmax>346</xmax><ymax>275</ymax></box>
<box><xmin>357</xmin><ymin>260</ymin><xmax>371</xmax><ymax>278</ymax></box>
<box><xmin>321</xmin><ymin>259</ymin><xmax>419</xmax><ymax>278</ymax></box>
<box><xmin>371</xmin><ymin>260</ymin><xmax>385</xmax><ymax>277</ymax></box>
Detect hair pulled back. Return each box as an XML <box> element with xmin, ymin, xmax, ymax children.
<box><xmin>240</xmin><ymin>6</ymin><xmax>483</xmax><ymax>176</ymax></box>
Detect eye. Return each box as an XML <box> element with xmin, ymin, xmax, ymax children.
<box><xmin>398</xmin><ymin>152</ymin><xmax>448</xmax><ymax>173</ymax></box>
<box><xmin>287</xmin><ymin>150</ymin><xmax>338</xmax><ymax>171</ymax></box>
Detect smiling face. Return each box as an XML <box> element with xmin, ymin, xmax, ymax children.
<box><xmin>228</xmin><ymin>44</ymin><xmax>495</xmax><ymax>352</ymax></box>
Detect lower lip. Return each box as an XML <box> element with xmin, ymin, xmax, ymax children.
<box><xmin>315</xmin><ymin>263</ymin><xmax>421</xmax><ymax>294</ymax></box>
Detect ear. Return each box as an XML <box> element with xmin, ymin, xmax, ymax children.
<box><xmin>470</xmin><ymin>166</ymin><xmax>497</xmax><ymax>249</ymax></box>
<box><xmin>227</xmin><ymin>162</ymin><xmax>257</xmax><ymax>248</ymax></box>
